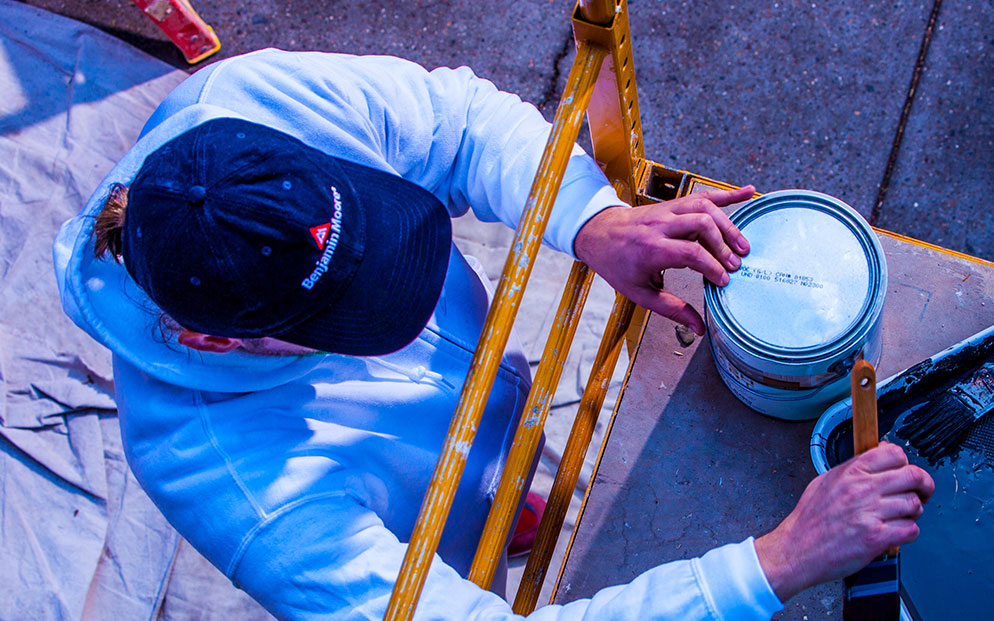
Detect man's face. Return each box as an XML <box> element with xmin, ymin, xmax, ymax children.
<box><xmin>164</xmin><ymin>315</ymin><xmax>320</xmax><ymax>357</ymax></box>
<box><xmin>237</xmin><ymin>337</ymin><xmax>320</xmax><ymax>357</ymax></box>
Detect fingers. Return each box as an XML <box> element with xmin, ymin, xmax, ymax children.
<box><xmin>699</xmin><ymin>184</ymin><xmax>756</xmax><ymax>208</ymax></box>
<box><xmin>868</xmin><ymin>463</ymin><xmax>934</xmax><ymax>500</ymax></box>
<box><xmin>574</xmin><ymin>187</ymin><xmax>759</xmax><ymax>338</ymax></box>
<box><xmin>859</xmin><ymin>518</ymin><xmax>921</xmax><ymax>560</ymax></box>
<box><xmin>881</xmin><ymin>519</ymin><xmax>921</xmax><ymax>546</ymax></box>
<box><xmin>629</xmin><ymin>287</ymin><xmax>705</xmax><ymax>335</ymax></box>
<box><xmin>661</xmin><ymin>213</ymin><xmax>742</xmax><ymax>271</ymax></box>
<box><xmin>651</xmin><ymin>239</ymin><xmax>730</xmax><ymax>286</ymax></box>
<box><xmin>851</xmin><ymin>443</ymin><xmax>935</xmax><ymax>503</ymax></box>
<box><xmin>669</xmin><ymin>191</ymin><xmax>751</xmax><ymax>256</ymax></box>
<box><xmin>914</xmin><ymin>465</ymin><xmax>936</xmax><ymax>503</ymax></box>
<box><xmin>878</xmin><ymin>492</ymin><xmax>925</xmax><ymax>521</ymax></box>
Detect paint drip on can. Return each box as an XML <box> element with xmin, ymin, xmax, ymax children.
<box><xmin>704</xmin><ymin>189</ymin><xmax>887</xmax><ymax>420</ymax></box>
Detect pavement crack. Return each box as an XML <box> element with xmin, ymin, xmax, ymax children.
<box><xmin>871</xmin><ymin>0</ymin><xmax>944</xmax><ymax>225</ymax></box>
<box><xmin>538</xmin><ymin>28</ymin><xmax>575</xmax><ymax>114</ymax></box>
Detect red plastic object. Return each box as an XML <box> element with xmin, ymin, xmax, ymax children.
<box><xmin>133</xmin><ymin>0</ymin><xmax>220</xmax><ymax>64</ymax></box>
<box><xmin>508</xmin><ymin>492</ymin><xmax>546</xmax><ymax>558</ymax></box>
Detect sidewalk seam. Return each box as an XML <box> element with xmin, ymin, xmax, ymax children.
<box><xmin>871</xmin><ymin>0</ymin><xmax>944</xmax><ymax>225</ymax></box>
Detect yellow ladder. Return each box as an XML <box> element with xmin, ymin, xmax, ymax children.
<box><xmin>385</xmin><ymin>1</ymin><xmax>662</xmax><ymax>617</ymax></box>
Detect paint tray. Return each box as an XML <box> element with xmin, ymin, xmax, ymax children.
<box><xmin>811</xmin><ymin>323</ymin><xmax>994</xmax><ymax>621</ymax></box>
<box><xmin>812</xmin><ymin>324</ymin><xmax>994</xmax><ymax>470</ymax></box>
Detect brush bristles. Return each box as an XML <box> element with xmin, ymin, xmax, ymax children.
<box><xmin>898</xmin><ymin>397</ymin><xmax>974</xmax><ymax>461</ymax></box>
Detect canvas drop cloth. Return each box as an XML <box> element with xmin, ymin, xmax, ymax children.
<box><xmin>0</xmin><ymin>2</ymin><xmax>272</xmax><ymax>618</ymax></box>
<box><xmin>0</xmin><ymin>1</ymin><xmax>631</xmax><ymax>614</ymax></box>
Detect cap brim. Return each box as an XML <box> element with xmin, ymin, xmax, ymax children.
<box><xmin>275</xmin><ymin>160</ymin><xmax>452</xmax><ymax>356</ymax></box>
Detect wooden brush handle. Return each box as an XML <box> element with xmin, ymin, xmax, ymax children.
<box><xmin>851</xmin><ymin>360</ymin><xmax>879</xmax><ymax>455</ymax></box>
<box><xmin>850</xmin><ymin>360</ymin><xmax>899</xmax><ymax>557</ymax></box>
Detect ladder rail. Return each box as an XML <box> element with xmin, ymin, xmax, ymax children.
<box><xmin>511</xmin><ymin>1</ymin><xmax>650</xmax><ymax>610</ymax></box>
<box><xmin>513</xmin><ymin>291</ymin><xmax>635</xmax><ymax>613</ymax></box>
<box><xmin>467</xmin><ymin>260</ymin><xmax>596</xmax><ymax>589</ymax></box>
<box><xmin>386</xmin><ymin>0</ymin><xmax>649</xmax><ymax>615</ymax></box>
<box><xmin>383</xmin><ymin>38</ymin><xmax>609</xmax><ymax>621</ymax></box>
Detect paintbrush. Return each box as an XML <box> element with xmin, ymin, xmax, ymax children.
<box><xmin>843</xmin><ymin>360</ymin><xmax>900</xmax><ymax>621</ymax></box>
<box><xmin>897</xmin><ymin>360</ymin><xmax>994</xmax><ymax>462</ymax></box>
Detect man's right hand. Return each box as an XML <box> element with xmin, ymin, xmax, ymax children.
<box><xmin>573</xmin><ymin>186</ymin><xmax>754</xmax><ymax>336</ymax></box>
<box><xmin>754</xmin><ymin>442</ymin><xmax>935</xmax><ymax>603</ymax></box>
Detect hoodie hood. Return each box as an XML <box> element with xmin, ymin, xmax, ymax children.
<box><xmin>53</xmin><ymin>106</ymin><xmax>337</xmax><ymax>392</ymax></box>
<box><xmin>54</xmin><ymin>48</ymin><xmax>605</xmax><ymax>392</ymax></box>
<box><xmin>53</xmin><ymin>101</ymin><xmax>515</xmax><ymax>392</ymax></box>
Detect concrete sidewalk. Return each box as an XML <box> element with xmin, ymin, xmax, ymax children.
<box><xmin>21</xmin><ymin>0</ymin><xmax>993</xmax><ymax>259</ymax></box>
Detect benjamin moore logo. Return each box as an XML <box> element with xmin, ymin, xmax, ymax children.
<box><xmin>301</xmin><ymin>186</ymin><xmax>344</xmax><ymax>290</ymax></box>
<box><xmin>309</xmin><ymin>223</ymin><xmax>331</xmax><ymax>249</ymax></box>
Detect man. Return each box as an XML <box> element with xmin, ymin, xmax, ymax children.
<box><xmin>55</xmin><ymin>50</ymin><xmax>933</xmax><ymax>619</ymax></box>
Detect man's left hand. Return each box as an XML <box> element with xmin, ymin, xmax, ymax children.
<box><xmin>573</xmin><ymin>185</ymin><xmax>755</xmax><ymax>335</ymax></box>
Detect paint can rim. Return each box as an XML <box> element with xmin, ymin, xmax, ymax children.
<box><xmin>704</xmin><ymin>189</ymin><xmax>887</xmax><ymax>365</ymax></box>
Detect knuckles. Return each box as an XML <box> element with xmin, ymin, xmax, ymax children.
<box><xmin>905</xmin><ymin>494</ymin><xmax>924</xmax><ymax>518</ymax></box>
<box><xmin>895</xmin><ymin>464</ymin><xmax>934</xmax><ymax>500</ymax></box>
<box><xmin>911</xmin><ymin>465</ymin><xmax>935</xmax><ymax>497</ymax></box>
<box><xmin>864</xmin><ymin>525</ymin><xmax>892</xmax><ymax>552</ymax></box>
<box><xmin>677</xmin><ymin>243</ymin><xmax>704</xmax><ymax>266</ymax></box>
<box><xmin>850</xmin><ymin>511</ymin><xmax>896</xmax><ymax>550</ymax></box>
<box><xmin>878</xmin><ymin>442</ymin><xmax>909</xmax><ymax>464</ymax></box>
<box><xmin>688</xmin><ymin>213</ymin><xmax>711</xmax><ymax>231</ymax></box>
<box><xmin>858</xmin><ymin>442</ymin><xmax>908</xmax><ymax>469</ymax></box>
<box><xmin>691</xmin><ymin>197</ymin><xmax>716</xmax><ymax>213</ymax></box>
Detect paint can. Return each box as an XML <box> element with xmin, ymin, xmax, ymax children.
<box><xmin>704</xmin><ymin>190</ymin><xmax>887</xmax><ymax>420</ymax></box>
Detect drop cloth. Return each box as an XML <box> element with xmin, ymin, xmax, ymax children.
<box><xmin>0</xmin><ymin>2</ymin><xmax>271</xmax><ymax>618</ymax></box>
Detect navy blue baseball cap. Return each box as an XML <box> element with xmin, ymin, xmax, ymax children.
<box><xmin>122</xmin><ymin>118</ymin><xmax>452</xmax><ymax>356</ymax></box>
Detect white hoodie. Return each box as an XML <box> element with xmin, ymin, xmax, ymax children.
<box><xmin>54</xmin><ymin>50</ymin><xmax>781</xmax><ymax>620</ymax></box>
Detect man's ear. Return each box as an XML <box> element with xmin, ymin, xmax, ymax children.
<box><xmin>177</xmin><ymin>329</ymin><xmax>243</xmax><ymax>353</ymax></box>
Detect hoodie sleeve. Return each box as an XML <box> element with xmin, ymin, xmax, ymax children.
<box><xmin>228</xmin><ymin>491</ymin><xmax>782</xmax><ymax>621</ymax></box>
<box><xmin>146</xmin><ymin>50</ymin><xmax>624</xmax><ymax>259</ymax></box>
<box><xmin>415</xmin><ymin>62</ymin><xmax>624</xmax><ymax>258</ymax></box>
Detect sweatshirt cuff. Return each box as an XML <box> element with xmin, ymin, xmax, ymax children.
<box><xmin>693</xmin><ymin>537</ymin><xmax>783</xmax><ymax>621</ymax></box>
<box><xmin>548</xmin><ymin>152</ymin><xmax>630</xmax><ymax>259</ymax></box>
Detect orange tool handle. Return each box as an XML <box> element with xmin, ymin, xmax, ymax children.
<box><xmin>133</xmin><ymin>0</ymin><xmax>220</xmax><ymax>64</ymax></box>
<box><xmin>850</xmin><ymin>360</ymin><xmax>899</xmax><ymax>557</ymax></box>
<box><xmin>851</xmin><ymin>360</ymin><xmax>879</xmax><ymax>455</ymax></box>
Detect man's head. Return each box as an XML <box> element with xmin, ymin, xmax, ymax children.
<box><xmin>100</xmin><ymin>118</ymin><xmax>451</xmax><ymax>356</ymax></box>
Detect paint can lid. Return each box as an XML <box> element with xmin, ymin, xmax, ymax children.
<box><xmin>706</xmin><ymin>190</ymin><xmax>886</xmax><ymax>358</ymax></box>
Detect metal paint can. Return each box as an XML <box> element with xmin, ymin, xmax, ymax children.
<box><xmin>704</xmin><ymin>190</ymin><xmax>887</xmax><ymax>420</ymax></box>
